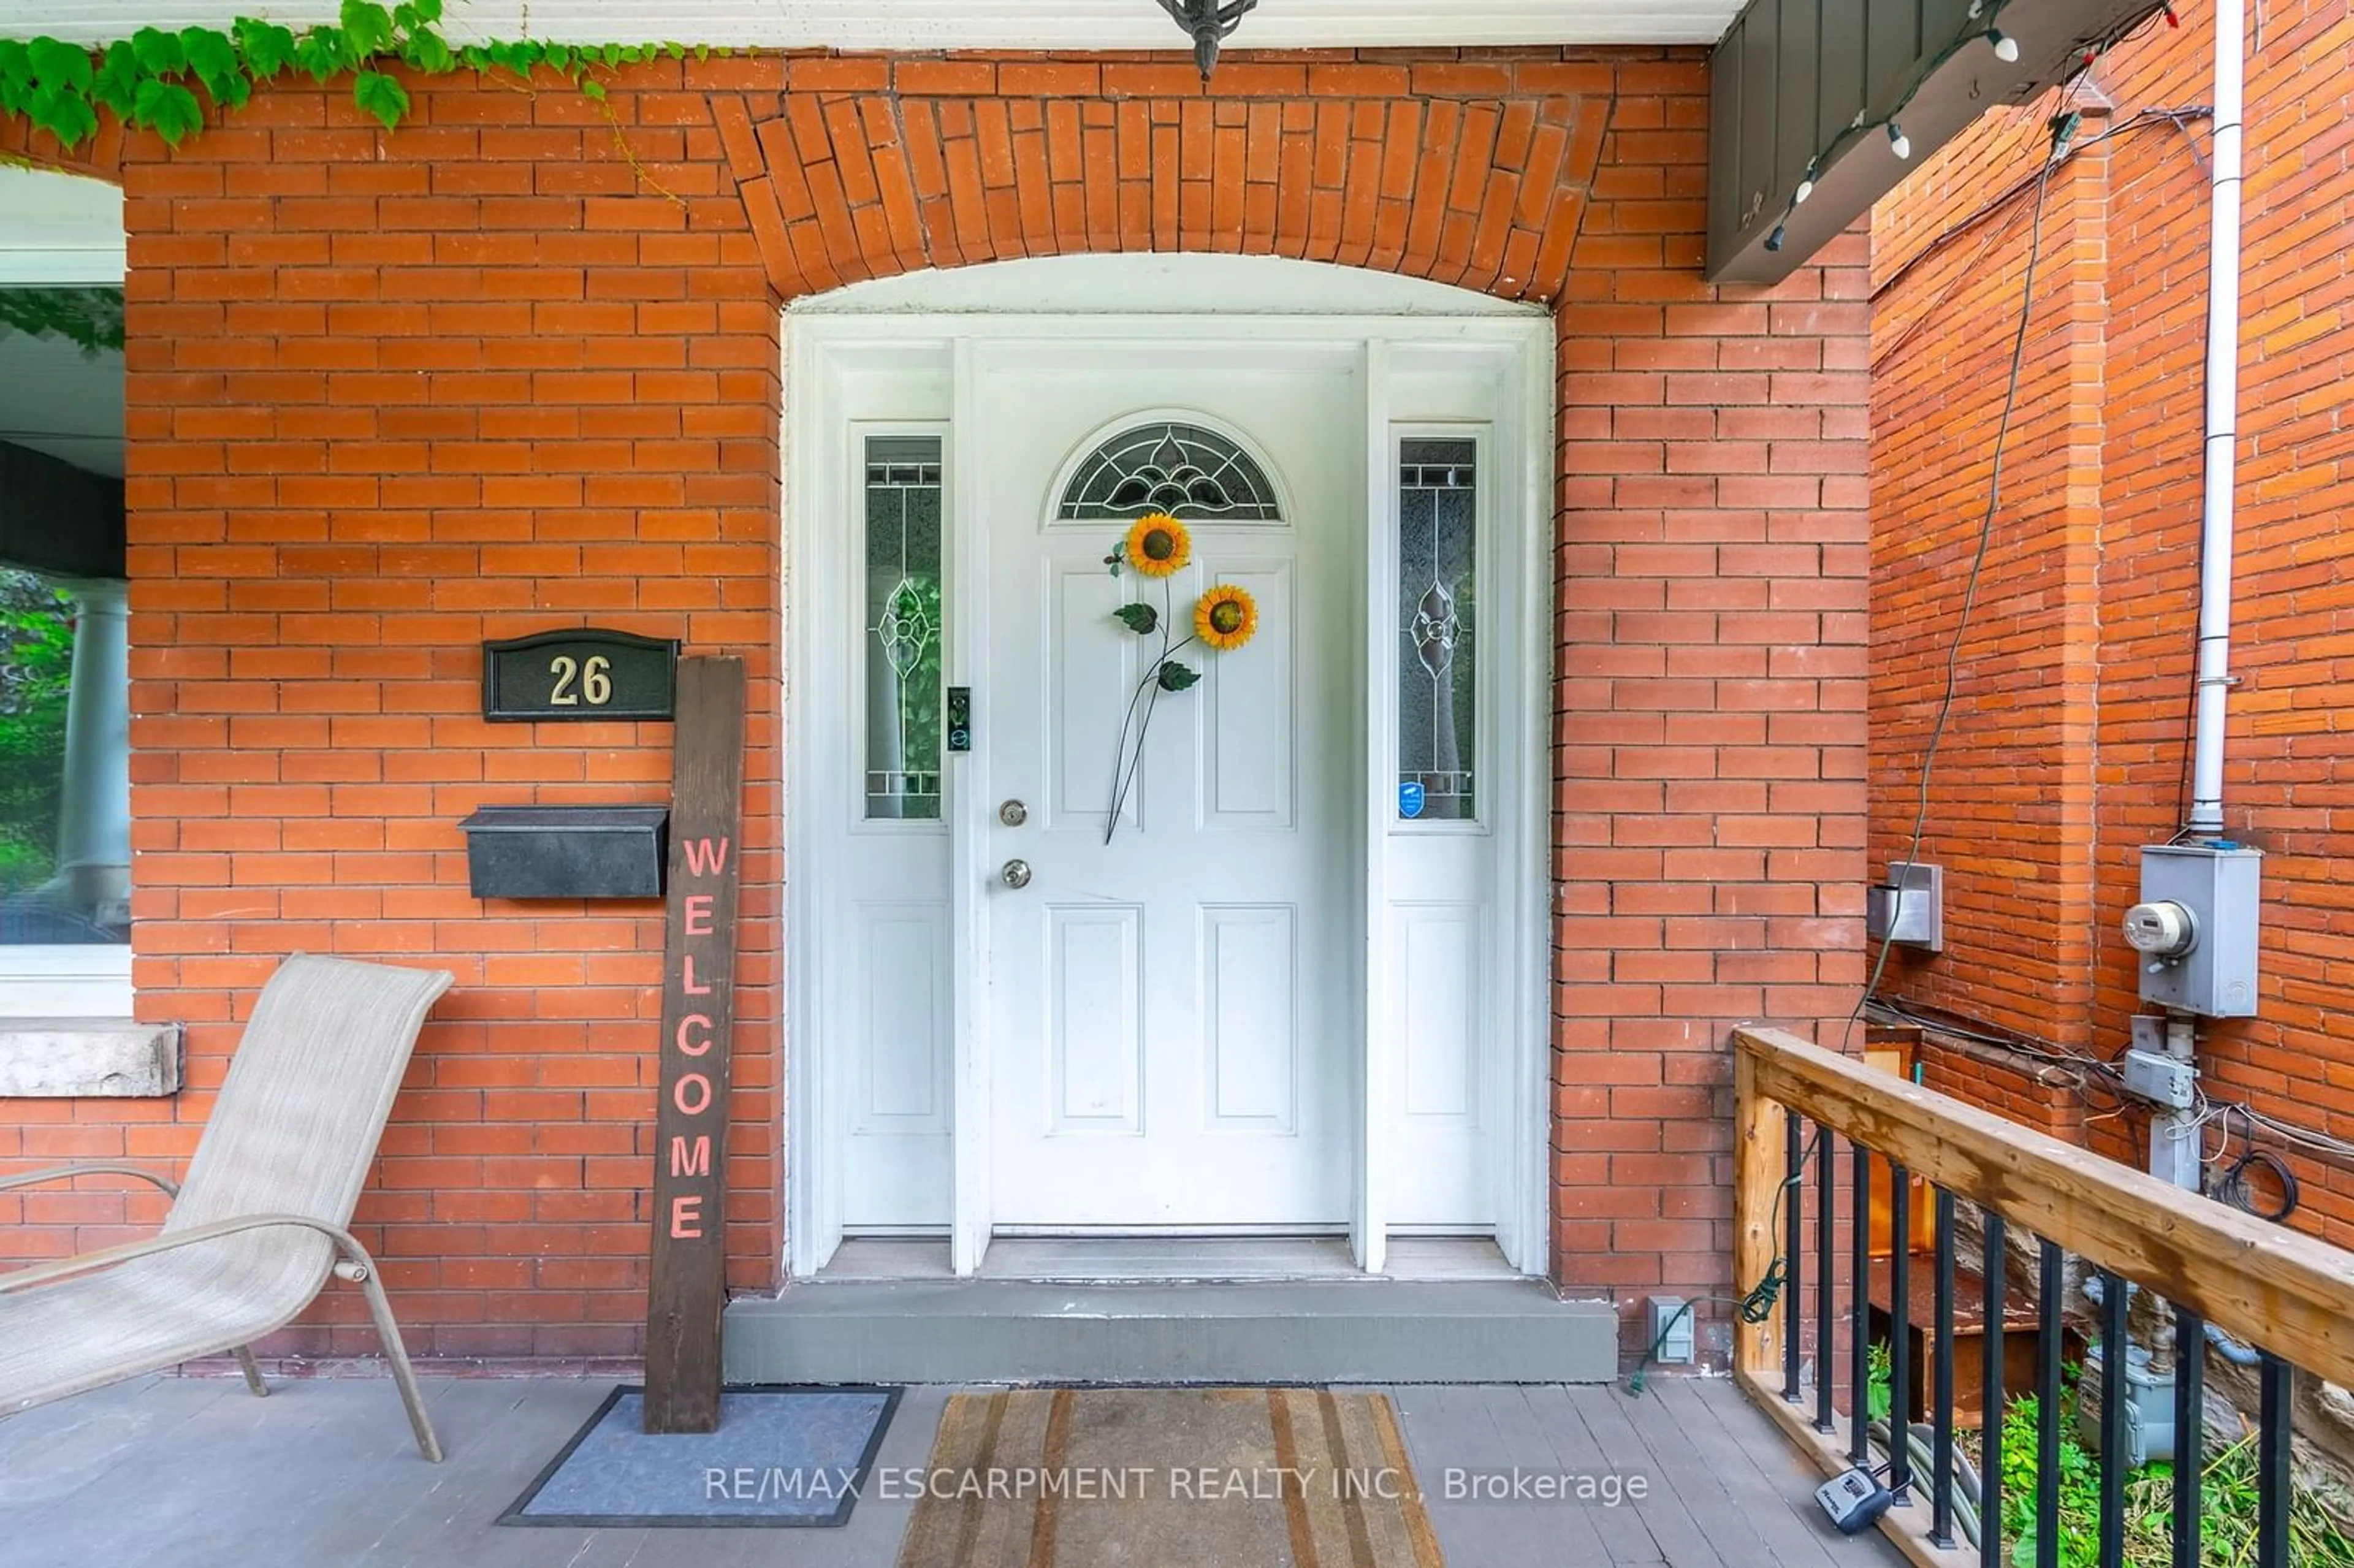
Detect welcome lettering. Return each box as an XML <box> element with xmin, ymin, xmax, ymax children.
<box><xmin>645</xmin><ymin>658</ymin><xmax>745</xmax><ymax>1434</ymax></box>
<box><xmin>661</xmin><ymin>839</ymin><xmax>730</xmax><ymax>1239</ymax></box>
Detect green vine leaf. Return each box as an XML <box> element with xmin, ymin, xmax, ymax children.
<box><xmin>233</xmin><ymin>18</ymin><xmax>296</xmax><ymax>80</ymax></box>
<box><xmin>183</xmin><ymin>27</ymin><xmax>242</xmax><ymax>104</ymax></box>
<box><xmin>33</xmin><ymin>82</ymin><xmax>99</xmax><ymax>145</ymax></box>
<box><xmin>131</xmin><ymin>76</ymin><xmax>200</xmax><ymax>145</ymax></box>
<box><xmin>1113</xmin><ymin>603</ymin><xmax>1159</xmax><ymax>636</ymax></box>
<box><xmin>92</xmin><ymin>42</ymin><xmax>139</xmax><ymax>118</ymax></box>
<box><xmin>338</xmin><ymin>1</ymin><xmax>395</xmax><ymax>58</ymax></box>
<box><xmin>0</xmin><ymin>14</ymin><xmax>680</xmax><ymax>153</ymax></box>
<box><xmin>351</xmin><ymin>69</ymin><xmax>408</xmax><ymax>132</ymax></box>
<box><xmin>400</xmin><ymin>28</ymin><xmax>453</xmax><ymax>75</ymax></box>
<box><xmin>129</xmin><ymin>26</ymin><xmax>184</xmax><ymax>77</ymax></box>
<box><xmin>27</xmin><ymin>36</ymin><xmax>91</xmax><ymax>93</ymax></box>
<box><xmin>1157</xmin><ymin>663</ymin><xmax>1201</xmax><ymax>693</ymax></box>
<box><xmin>0</xmin><ymin>40</ymin><xmax>32</xmax><ymax>103</ymax></box>
<box><xmin>292</xmin><ymin>26</ymin><xmax>349</xmax><ymax>82</ymax></box>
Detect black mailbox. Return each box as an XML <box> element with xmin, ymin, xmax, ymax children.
<box><xmin>458</xmin><ymin>806</ymin><xmax>669</xmax><ymax>900</ymax></box>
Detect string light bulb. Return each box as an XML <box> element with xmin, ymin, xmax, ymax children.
<box><xmin>1987</xmin><ymin>28</ymin><xmax>2019</xmax><ymax>62</ymax></box>
<box><xmin>1766</xmin><ymin>223</ymin><xmax>1787</xmax><ymax>253</ymax></box>
<box><xmin>1887</xmin><ymin>122</ymin><xmax>1912</xmax><ymax>159</ymax></box>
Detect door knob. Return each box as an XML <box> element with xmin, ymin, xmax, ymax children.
<box><xmin>999</xmin><ymin>799</ymin><xmax>1029</xmax><ymax>827</ymax></box>
<box><xmin>1000</xmin><ymin>858</ymin><xmax>1032</xmax><ymax>889</ymax></box>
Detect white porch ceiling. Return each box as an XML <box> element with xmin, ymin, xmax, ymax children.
<box><xmin>7</xmin><ymin>1</ymin><xmax>1742</xmax><ymax>50</ymax></box>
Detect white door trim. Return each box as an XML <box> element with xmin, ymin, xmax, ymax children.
<box><xmin>1355</xmin><ymin>337</ymin><xmax>1394</xmax><ymax>1274</ymax></box>
<box><xmin>786</xmin><ymin>294</ymin><xmax>1553</xmax><ymax>1282</ymax></box>
<box><xmin>946</xmin><ymin>339</ymin><xmax>993</xmax><ymax>1277</ymax></box>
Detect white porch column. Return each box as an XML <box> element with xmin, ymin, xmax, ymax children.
<box><xmin>55</xmin><ymin>579</ymin><xmax>129</xmax><ymax>921</ymax></box>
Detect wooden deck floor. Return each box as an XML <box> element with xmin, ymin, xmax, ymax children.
<box><xmin>1</xmin><ymin>1374</ymin><xmax>1903</xmax><ymax>1567</ymax></box>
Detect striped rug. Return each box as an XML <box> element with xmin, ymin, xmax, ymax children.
<box><xmin>894</xmin><ymin>1387</ymin><xmax>1445</xmax><ymax>1568</ymax></box>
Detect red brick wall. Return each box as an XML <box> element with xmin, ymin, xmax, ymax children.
<box><xmin>4</xmin><ymin>60</ymin><xmax>789</xmax><ymax>1360</ymax></box>
<box><xmin>0</xmin><ymin>46</ymin><xmax>1867</xmax><ymax>1361</ymax></box>
<box><xmin>1912</xmin><ymin>1033</ymin><xmax>2085</xmax><ymax>1144</ymax></box>
<box><xmin>1552</xmin><ymin>170</ymin><xmax>1871</xmax><ymax>1348</ymax></box>
<box><xmin>1872</xmin><ymin>0</ymin><xmax>2354</xmax><ymax>1243</ymax></box>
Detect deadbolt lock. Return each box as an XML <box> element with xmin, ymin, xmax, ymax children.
<box><xmin>999</xmin><ymin>799</ymin><xmax>1028</xmax><ymax>827</ymax></box>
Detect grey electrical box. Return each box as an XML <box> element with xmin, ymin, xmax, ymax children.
<box><xmin>2128</xmin><ymin>844</ymin><xmax>2261</xmax><ymax>1017</ymax></box>
<box><xmin>2121</xmin><ymin>1048</ymin><xmax>2196</xmax><ymax>1110</ymax></box>
<box><xmin>1646</xmin><ymin>1295</ymin><xmax>1695</xmax><ymax>1364</ymax></box>
<box><xmin>2078</xmin><ymin>1343</ymin><xmax>2176</xmax><ymax>1469</ymax></box>
<box><xmin>1865</xmin><ymin>861</ymin><xmax>1943</xmax><ymax>953</ymax></box>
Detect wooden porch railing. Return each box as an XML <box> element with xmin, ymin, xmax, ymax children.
<box><xmin>1731</xmin><ymin>1024</ymin><xmax>2354</xmax><ymax>1568</ymax></box>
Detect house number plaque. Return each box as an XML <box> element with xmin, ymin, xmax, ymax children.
<box><xmin>481</xmin><ymin>628</ymin><xmax>679</xmax><ymax>721</ymax></box>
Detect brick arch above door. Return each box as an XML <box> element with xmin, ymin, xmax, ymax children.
<box><xmin>713</xmin><ymin>55</ymin><xmax>1619</xmax><ymax>306</ymax></box>
<box><xmin>0</xmin><ymin>117</ymin><xmax>123</xmax><ymax>183</ymax></box>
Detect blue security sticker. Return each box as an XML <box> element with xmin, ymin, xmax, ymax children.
<box><xmin>1398</xmin><ymin>781</ymin><xmax>1426</xmax><ymax>819</ymax></box>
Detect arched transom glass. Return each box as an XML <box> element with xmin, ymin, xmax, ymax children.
<box><xmin>1056</xmin><ymin>422</ymin><xmax>1282</xmax><ymax>523</ymax></box>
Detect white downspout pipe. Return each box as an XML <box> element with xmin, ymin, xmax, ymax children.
<box><xmin>2185</xmin><ymin>0</ymin><xmax>2247</xmax><ymax>835</ymax></box>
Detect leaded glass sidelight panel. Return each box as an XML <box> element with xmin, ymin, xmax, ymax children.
<box><xmin>1397</xmin><ymin>437</ymin><xmax>1477</xmax><ymax>821</ymax></box>
<box><xmin>864</xmin><ymin>435</ymin><xmax>944</xmax><ymax>821</ymax></box>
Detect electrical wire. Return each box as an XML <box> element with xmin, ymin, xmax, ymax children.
<box><xmin>1758</xmin><ymin>0</ymin><xmax>2174</xmax><ymax>258</ymax></box>
<box><xmin>1865</xmin><ymin>995</ymin><xmax>2354</xmax><ymax>1182</ymax></box>
<box><xmin>1870</xmin><ymin>105</ymin><xmax>2212</xmax><ymax>375</ymax></box>
<box><xmin>1846</xmin><ymin>121</ymin><xmax>2069</xmax><ymax>1060</ymax></box>
<box><xmin>1759</xmin><ymin>0</ymin><xmax>2031</xmax><ymax>256</ymax></box>
<box><xmin>1629</xmin><ymin>1125</ymin><xmax>1823</xmax><ymax>1397</ymax></box>
<box><xmin>2213</xmin><ymin>1146</ymin><xmax>2300</xmax><ymax>1221</ymax></box>
<box><xmin>1723</xmin><ymin>172</ymin><xmax>2076</xmax><ymax>1394</ymax></box>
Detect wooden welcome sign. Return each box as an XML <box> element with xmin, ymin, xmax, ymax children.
<box><xmin>642</xmin><ymin>656</ymin><xmax>745</xmax><ymax>1434</ymax></box>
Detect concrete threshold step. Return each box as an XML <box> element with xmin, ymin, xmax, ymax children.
<box><xmin>722</xmin><ymin>1278</ymin><xmax>1619</xmax><ymax>1385</ymax></box>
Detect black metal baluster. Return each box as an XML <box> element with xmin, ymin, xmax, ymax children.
<box><xmin>1981</xmin><ymin>1215</ymin><xmax>2006</xmax><ymax>1568</ymax></box>
<box><xmin>1784</xmin><ymin>1111</ymin><xmax>1804</xmax><ymax>1402</ymax></box>
<box><xmin>1889</xmin><ymin>1163</ymin><xmax>1912</xmax><ymax>1504</ymax></box>
<box><xmin>2036</xmin><ymin>1238</ymin><xmax>2063</xmax><ymax>1568</ymax></box>
<box><xmin>1930</xmin><ymin>1189</ymin><xmax>1956</xmax><ymax>1547</ymax></box>
<box><xmin>1816</xmin><ymin>1116</ymin><xmax>1836</xmax><ymax>1433</ymax></box>
<box><xmin>2098</xmin><ymin>1271</ymin><xmax>2128</xmax><ymax>1566</ymax></box>
<box><xmin>2173</xmin><ymin>1303</ymin><xmax>2203</xmax><ymax>1568</ymax></box>
<box><xmin>1851</xmin><ymin>1141</ymin><xmax>1872</xmax><ymax>1466</ymax></box>
<box><xmin>2257</xmin><ymin>1352</ymin><xmax>2291</xmax><ymax>1568</ymax></box>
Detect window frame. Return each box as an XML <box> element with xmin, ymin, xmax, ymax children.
<box><xmin>0</xmin><ymin>170</ymin><xmax>133</xmax><ymax>1021</ymax></box>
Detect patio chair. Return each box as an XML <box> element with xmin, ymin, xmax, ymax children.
<box><xmin>0</xmin><ymin>954</ymin><xmax>454</xmax><ymax>1461</ymax></box>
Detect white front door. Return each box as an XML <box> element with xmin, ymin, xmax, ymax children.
<box><xmin>790</xmin><ymin>273</ymin><xmax>1556</xmax><ymax>1280</ymax></box>
<box><xmin>972</xmin><ymin>343</ymin><xmax>1362</xmax><ymax>1227</ymax></box>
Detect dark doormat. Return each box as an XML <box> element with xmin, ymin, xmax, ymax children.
<box><xmin>896</xmin><ymin>1388</ymin><xmax>1445</xmax><ymax>1567</ymax></box>
<box><xmin>500</xmin><ymin>1383</ymin><xmax>901</xmax><ymax>1528</ymax></box>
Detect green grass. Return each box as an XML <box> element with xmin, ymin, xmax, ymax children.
<box><xmin>1986</xmin><ymin>1361</ymin><xmax>2354</xmax><ymax>1567</ymax></box>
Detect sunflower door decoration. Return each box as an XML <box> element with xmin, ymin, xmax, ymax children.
<box><xmin>1100</xmin><ymin>512</ymin><xmax>1259</xmax><ymax>843</ymax></box>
